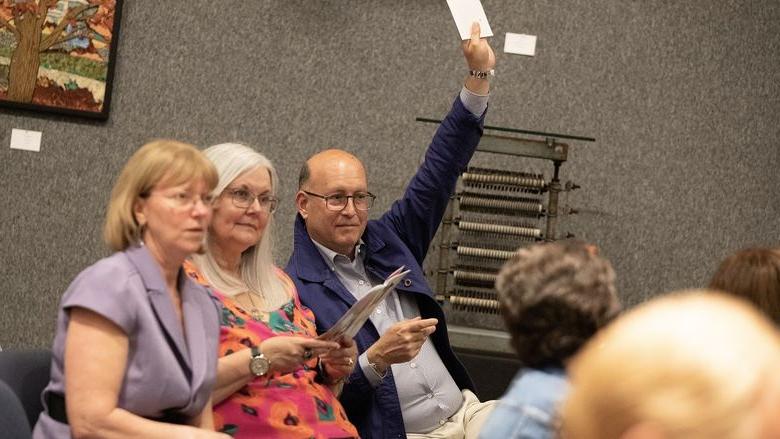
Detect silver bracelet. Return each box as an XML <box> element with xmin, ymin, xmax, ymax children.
<box><xmin>469</xmin><ymin>69</ymin><xmax>495</xmax><ymax>79</ymax></box>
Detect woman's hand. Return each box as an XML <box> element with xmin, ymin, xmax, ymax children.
<box><xmin>213</xmin><ymin>336</ymin><xmax>337</xmax><ymax>404</ymax></box>
<box><xmin>260</xmin><ymin>336</ymin><xmax>339</xmax><ymax>374</ymax></box>
<box><xmin>320</xmin><ymin>337</ymin><xmax>358</xmax><ymax>382</ymax></box>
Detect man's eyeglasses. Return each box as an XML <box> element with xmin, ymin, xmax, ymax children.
<box><xmin>224</xmin><ymin>188</ymin><xmax>278</xmax><ymax>213</ymax></box>
<box><xmin>303</xmin><ymin>190</ymin><xmax>376</xmax><ymax>211</ymax></box>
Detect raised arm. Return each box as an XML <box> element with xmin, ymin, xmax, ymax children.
<box><xmin>379</xmin><ymin>23</ymin><xmax>496</xmax><ymax>262</ymax></box>
<box><xmin>463</xmin><ymin>22</ymin><xmax>496</xmax><ymax>95</ymax></box>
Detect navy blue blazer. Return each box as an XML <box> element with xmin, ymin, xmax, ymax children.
<box><xmin>286</xmin><ymin>96</ymin><xmax>485</xmax><ymax>439</ymax></box>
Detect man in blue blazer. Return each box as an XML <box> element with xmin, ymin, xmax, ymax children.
<box><xmin>286</xmin><ymin>23</ymin><xmax>496</xmax><ymax>439</ymax></box>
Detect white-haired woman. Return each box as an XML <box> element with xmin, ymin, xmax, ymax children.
<box><xmin>185</xmin><ymin>143</ymin><xmax>359</xmax><ymax>438</ymax></box>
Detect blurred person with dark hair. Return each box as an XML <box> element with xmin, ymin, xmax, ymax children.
<box><xmin>709</xmin><ymin>247</ymin><xmax>780</xmax><ymax>324</ymax></box>
<box><xmin>478</xmin><ymin>240</ymin><xmax>621</xmax><ymax>439</ymax></box>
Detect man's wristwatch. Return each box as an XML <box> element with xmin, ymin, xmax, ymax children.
<box><xmin>468</xmin><ymin>69</ymin><xmax>495</xmax><ymax>79</ymax></box>
<box><xmin>249</xmin><ymin>345</ymin><xmax>270</xmax><ymax>377</ymax></box>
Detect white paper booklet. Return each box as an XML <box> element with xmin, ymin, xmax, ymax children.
<box><xmin>318</xmin><ymin>266</ymin><xmax>411</xmax><ymax>341</ymax></box>
<box><xmin>446</xmin><ymin>0</ymin><xmax>493</xmax><ymax>40</ymax></box>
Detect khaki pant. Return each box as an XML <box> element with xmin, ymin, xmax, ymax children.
<box><xmin>406</xmin><ymin>390</ymin><xmax>496</xmax><ymax>439</ymax></box>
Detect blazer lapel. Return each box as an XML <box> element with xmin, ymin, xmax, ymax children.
<box><xmin>125</xmin><ymin>246</ymin><xmax>192</xmax><ymax>380</ymax></box>
<box><xmin>322</xmin><ymin>275</ymin><xmax>358</xmax><ymax>308</ymax></box>
<box><xmin>293</xmin><ymin>214</ymin><xmax>359</xmax><ymax>308</ymax></box>
<box><xmin>147</xmin><ymin>290</ymin><xmax>193</xmax><ymax>379</ymax></box>
<box><xmin>179</xmin><ymin>275</ymin><xmax>209</xmax><ymax>408</ymax></box>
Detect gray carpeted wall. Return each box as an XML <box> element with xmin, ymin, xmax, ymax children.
<box><xmin>1</xmin><ymin>1</ymin><xmax>778</xmax><ymax>348</ymax></box>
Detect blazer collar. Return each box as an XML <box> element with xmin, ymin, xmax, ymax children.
<box><xmin>293</xmin><ymin>214</ymin><xmax>388</xmax><ymax>283</ymax></box>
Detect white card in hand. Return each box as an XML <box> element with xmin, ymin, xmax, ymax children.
<box><xmin>446</xmin><ymin>0</ymin><xmax>493</xmax><ymax>40</ymax></box>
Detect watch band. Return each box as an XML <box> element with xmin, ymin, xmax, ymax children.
<box><xmin>468</xmin><ymin>69</ymin><xmax>495</xmax><ymax>79</ymax></box>
<box><xmin>249</xmin><ymin>345</ymin><xmax>270</xmax><ymax>377</ymax></box>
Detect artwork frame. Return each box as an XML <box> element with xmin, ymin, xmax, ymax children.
<box><xmin>0</xmin><ymin>0</ymin><xmax>123</xmax><ymax>120</ymax></box>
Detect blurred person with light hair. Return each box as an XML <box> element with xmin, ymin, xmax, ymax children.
<box><xmin>560</xmin><ymin>290</ymin><xmax>780</xmax><ymax>439</ymax></box>
<box><xmin>478</xmin><ymin>240</ymin><xmax>621</xmax><ymax>439</ymax></box>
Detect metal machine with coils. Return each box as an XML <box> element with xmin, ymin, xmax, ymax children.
<box><xmin>417</xmin><ymin>118</ymin><xmax>595</xmax><ymax>361</ymax></box>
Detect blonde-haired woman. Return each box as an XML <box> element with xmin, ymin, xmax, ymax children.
<box><xmin>186</xmin><ymin>143</ymin><xmax>358</xmax><ymax>438</ymax></box>
<box><xmin>34</xmin><ymin>140</ymin><xmax>229</xmax><ymax>438</ymax></box>
<box><xmin>560</xmin><ymin>291</ymin><xmax>780</xmax><ymax>439</ymax></box>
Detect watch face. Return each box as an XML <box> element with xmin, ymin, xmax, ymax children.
<box><xmin>250</xmin><ymin>355</ymin><xmax>270</xmax><ymax>376</ymax></box>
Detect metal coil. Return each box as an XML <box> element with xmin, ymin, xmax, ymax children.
<box><xmin>460</xmin><ymin>195</ymin><xmax>543</xmax><ymax>214</ymax></box>
<box><xmin>453</xmin><ymin>270</ymin><xmax>497</xmax><ymax>284</ymax></box>
<box><xmin>456</xmin><ymin>246</ymin><xmax>516</xmax><ymax>260</ymax></box>
<box><xmin>462</xmin><ymin>172</ymin><xmax>546</xmax><ymax>189</ymax></box>
<box><xmin>458</xmin><ymin>221</ymin><xmax>542</xmax><ymax>238</ymax></box>
<box><xmin>449</xmin><ymin>295</ymin><xmax>500</xmax><ymax>310</ymax></box>
<box><xmin>463</xmin><ymin>183</ymin><xmax>541</xmax><ymax>194</ymax></box>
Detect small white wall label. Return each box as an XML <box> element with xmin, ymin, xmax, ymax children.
<box><xmin>10</xmin><ymin>128</ymin><xmax>42</xmax><ymax>152</ymax></box>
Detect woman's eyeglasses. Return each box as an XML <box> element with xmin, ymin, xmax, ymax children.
<box><xmin>224</xmin><ymin>188</ymin><xmax>278</xmax><ymax>213</ymax></box>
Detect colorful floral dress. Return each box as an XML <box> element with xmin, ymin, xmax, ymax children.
<box><xmin>185</xmin><ymin>262</ymin><xmax>358</xmax><ymax>439</ymax></box>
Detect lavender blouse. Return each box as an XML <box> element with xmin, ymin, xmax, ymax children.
<box><xmin>33</xmin><ymin>245</ymin><xmax>220</xmax><ymax>438</ymax></box>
